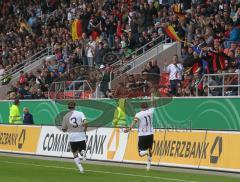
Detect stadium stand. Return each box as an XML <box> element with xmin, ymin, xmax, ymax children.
<box><xmin>0</xmin><ymin>0</ymin><xmax>240</xmax><ymax>99</ymax></box>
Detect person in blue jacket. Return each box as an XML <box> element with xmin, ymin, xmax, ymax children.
<box><xmin>225</xmin><ymin>23</ymin><xmax>240</xmax><ymax>48</ymax></box>
<box><xmin>23</xmin><ymin>107</ymin><xmax>34</xmax><ymax>125</ymax></box>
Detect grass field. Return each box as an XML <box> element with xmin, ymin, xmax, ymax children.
<box><xmin>0</xmin><ymin>155</ymin><xmax>239</xmax><ymax>182</ymax></box>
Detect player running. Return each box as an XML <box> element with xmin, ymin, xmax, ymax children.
<box><xmin>62</xmin><ymin>101</ymin><xmax>88</xmax><ymax>173</ymax></box>
<box><xmin>124</xmin><ymin>98</ymin><xmax>155</xmax><ymax>171</ymax></box>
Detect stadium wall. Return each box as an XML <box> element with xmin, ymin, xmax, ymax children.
<box><xmin>1</xmin><ymin>97</ymin><xmax>240</xmax><ymax>130</ymax></box>
<box><xmin>1</xmin><ymin>124</ymin><xmax>240</xmax><ymax>173</ymax></box>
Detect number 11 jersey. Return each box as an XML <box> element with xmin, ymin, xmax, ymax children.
<box><xmin>62</xmin><ymin>110</ymin><xmax>87</xmax><ymax>142</ymax></box>
<box><xmin>135</xmin><ymin>108</ymin><xmax>154</xmax><ymax>136</ymax></box>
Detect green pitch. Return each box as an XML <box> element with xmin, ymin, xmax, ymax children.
<box><xmin>0</xmin><ymin>155</ymin><xmax>239</xmax><ymax>182</ymax></box>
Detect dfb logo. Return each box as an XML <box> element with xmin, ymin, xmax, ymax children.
<box><xmin>210</xmin><ymin>136</ymin><xmax>222</xmax><ymax>164</ymax></box>
<box><xmin>18</xmin><ymin>129</ymin><xmax>26</xmax><ymax>149</ymax></box>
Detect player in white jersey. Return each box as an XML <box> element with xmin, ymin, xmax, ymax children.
<box><xmin>124</xmin><ymin>100</ymin><xmax>155</xmax><ymax>171</ymax></box>
<box><xmin>62</xmin><ymin>101</ymin><xmax>88</xmax><ymax>173</ymax></box>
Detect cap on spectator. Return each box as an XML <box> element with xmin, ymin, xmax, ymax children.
<box><xmin>100</xmin><ymin>65</ymin><xmax>105</xmax><ymax>69</ymax></box>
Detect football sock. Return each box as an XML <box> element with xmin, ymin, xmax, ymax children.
<box><xmin>74</xmin><ymin>157</ymin><xmax>81</xmax><ymax>167</ymax></box>
<box><xmin>148</xmin><ymin>156</ymin><xmax>152</xmax><ymax>162</ymax></box>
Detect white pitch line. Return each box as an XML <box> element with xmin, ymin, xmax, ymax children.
<box><xmin>0</xmin><ymin>160</ymin><xmax>198</xmax><ymax>182</ymax></box>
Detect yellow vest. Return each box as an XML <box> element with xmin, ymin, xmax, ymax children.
<box><xmin>112</xmin><ymin>99</ymin><xmax>126</xmax><ymax>127</ymax></box>
<box><xmin>9</xmin><ymin>105</ymin><xmax>22</xmax><ymax>124</ymax></box>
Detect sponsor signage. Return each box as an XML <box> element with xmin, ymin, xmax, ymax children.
<box><xmin>199</xmin><ymin>131</ymin><xmax>240</xmax><ymax>172</ymax></box>
<box><xmin>123</xmin><ymin>130</ymin><xmax>240</xmax><ymax>172</ymax></box>
<box><xmin>0</xmin><ymin>125</ymin><xmax>41</xmax><ymax>153</ymax></box>
<box><xmin>1</xmin><ymin>124</ymin><xmax>240</xmax><ymax>173</ymax></box>
<box><xmin>36</xmin><ymin>126</ymin><xmax>128</xmax><ymax>161</ymax></box>
<box><xmin>123</xmin><ymin>130</ymin><xmax>165</xmax><ymax>164</ymax></box>
<box><xmin>158</xmin><ymin>130</ymin><xmax>207</xmax><ymax>167</ymax></box>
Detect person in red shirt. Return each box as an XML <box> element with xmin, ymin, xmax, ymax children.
<box><xmin>116</xmin><ymin>20</ymin><xmax>123</xmax><ymax>38</ymax></box>
<box><xmin>19</xmin><ymin>71</ymin><xmax>26</xmax><ymax>85</ymax></box>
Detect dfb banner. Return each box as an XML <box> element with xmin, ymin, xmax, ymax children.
<box><xmin>0</xmin><ymin>125</ymin><xmax>41</xmax><ymax>154</ymax></box>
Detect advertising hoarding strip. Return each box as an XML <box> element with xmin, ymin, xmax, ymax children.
<box><xmin>0</xmin><ymin>125</ymin><xmax>41</xmax><ymax>154</ymax></box>
<box><xmin>2</xmin><ymin>124</ymin><xmax>240</xmax><ymax>173</ymax></box>
<box><xmin>198</xmin><ymin>166</ymin><xmax>240</xmax><ymax>173</ymax></box>
<box><xmin>156</xmin><ymin>129</ymin><xmax>167</xmax><ymax>165</ymax></box>
<box><xmin>197</xmin><ymin>130</ymin><xmax>208</xmax><ymax>167</ymax></box>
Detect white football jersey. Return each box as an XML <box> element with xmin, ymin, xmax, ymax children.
<box><xmin>135</xmin><ymin>108</ymin><xmax>154</xmax><ymax>136</ymax></box>
<box><xmin>62</xmin><ymin>110</ymin><xmax>87</xmax><ymax>142</ymax></box>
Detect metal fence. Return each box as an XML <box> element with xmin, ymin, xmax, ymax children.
<box><xmin>196</xmin><ymin>72</ymin><xmax>240</xmax><ymax>96</ymax></box>
<box><xmin>48</xmin><ymin>80</ymin><xmax>94</xmax><ymax>99</ymax></box>
<box><xmin>111</xmin><ymin>35</ymin><xmax>170</xmax><ymax>77</ymax></box>
<box><xmin>4</xmin><ymin>47</ymin><xmax>53</xmax><ymax>77</ymax></box>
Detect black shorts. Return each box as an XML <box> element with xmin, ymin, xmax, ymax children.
<box><xmin>138</xmin><ymin>134</ymin><xmax>154</xmax><ymax>151</ymax></box>
<box><xmin>70</xmin><ymin>140</ymin><xmax>86</xmax><ymax>153</ymax></box>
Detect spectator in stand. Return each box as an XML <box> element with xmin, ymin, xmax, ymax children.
<box><xmin>105</xmin><ymin>89</ymin><xmax>113</xmax><ymax>98</ymax></box>
<box><xmin>1</xmin><ymin>0</ymin><xmax>240</xmax><ymax>99</ymax></box>
<box><xmin>224</xmin><ymin>22</ymin><xmax>240</xmax><ymax>48</ymax></box>
<box><xmin>166</xmin><ymin>55</ymin><xmax>184</xmax><ymax>96</ymax></box>
<box><xmin>147</xmin><ymin>60</ymin><xmax>160</xmax><ymax>88</ymax></box>
<box><xmin>19</xmin><ymin>71</ymin><xmax>27</xmax><ymax>85</ymax></box>
<box><xmin>0</xmin><ymin>64</ymin><xmax>5</xmax><ymax>80</ymax></box>
<box><xmin>95</xmin><ymin>42</ymin><xmax>105</xmax><ymax>67</ymax></box>
<box><xmin>99</xmin><ymin>65</ymin><xmax>111</xmax><ymax>97</ymax></box>
<box><xmin>86</xmin><ymin>36</ymin><xmax>96</xmax><ymax>67</ymax></box>
<box><xmin>114</xmin><ymin>82</ymin><xmax>127</xmax><ymax>98</ymax></box>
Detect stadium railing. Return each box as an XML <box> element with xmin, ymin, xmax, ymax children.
<box><xmin>2</xmin><ymin>47</ymin><xmax>53</xmax><ymax>81</ymax></box>
<box><xmin>48</xmin><ymin>80</ymin><xmax>93</xmax><ymax>99</ymax></box>
<box><xmin>109</xmin><ymin>41</ymin><xmax>179</xmax><ymax>90</ymax></box>
<box><xmin>111</xmin><ymin>35</ymin><xmax>171</xmax><ymax>78</ymax></box>
<box><xmin>196</xmin><ymin>72</ymin><xmax>240</xmax><ymax>96</ymax></box>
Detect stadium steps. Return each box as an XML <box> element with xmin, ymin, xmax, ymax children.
<box><xmin>110</xmin><ymin>41</ymin><xmax>181</xmax><ymax>89</ymax></box>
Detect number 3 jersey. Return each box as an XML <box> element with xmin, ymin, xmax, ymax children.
<box><xmin>135</xmin><ymin>108</ymin><xmax>154</xmax><ymax>136</ymax></box>
<box><xmin>62</xmin><ymin>110</ymin><xmax>87</xmax><ymax>142</ymax></box>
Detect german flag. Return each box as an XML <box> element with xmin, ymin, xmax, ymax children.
<box><xmin>71</xmin><ymin>19</ymin><xmax>83</xmax><ymax>41</ymax></box>
<box><xmin>164</xmin><ymin>25</ymin><xmax>182</xmax><ymax>42</ymax></box>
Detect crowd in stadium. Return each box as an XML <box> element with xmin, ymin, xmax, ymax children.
<box><xmin>1</xmin><ymin>0</ymin><xmax>240</xmax><ymax>99</ymax></box>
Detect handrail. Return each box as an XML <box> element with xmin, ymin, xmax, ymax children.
<box><xmin>109</xmin><ymin>36</ymin><xmax>171</xmax><ymax>88</ymax></box>
<box><xmin>111</xmin><ymin>35</ymin><xmax>169</xmax><ymax>73</ymax></box>
<box><xmin>110</xmin><ymin>35</ymin><xmax>170</xmax><ymax>84</ymax></box>
<box><xmin>3</xmin><ymin>47</ymin><xmax>53</xmax><ymax>78</ymax></box>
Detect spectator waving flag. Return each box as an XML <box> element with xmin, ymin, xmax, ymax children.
<box><xmin>164</xmin><ymin>25</ymin><xmax>182</xmax><ymax>42</ymax></box>
<box><xmin>173</xmin><ymin>9</ymin><xmax>186</xmax><ymax>20</ymax></box>
<box><xmin>71</xmin><ymin>19</ymin><xmax>83</xmax><ymax>40</ymax></box>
